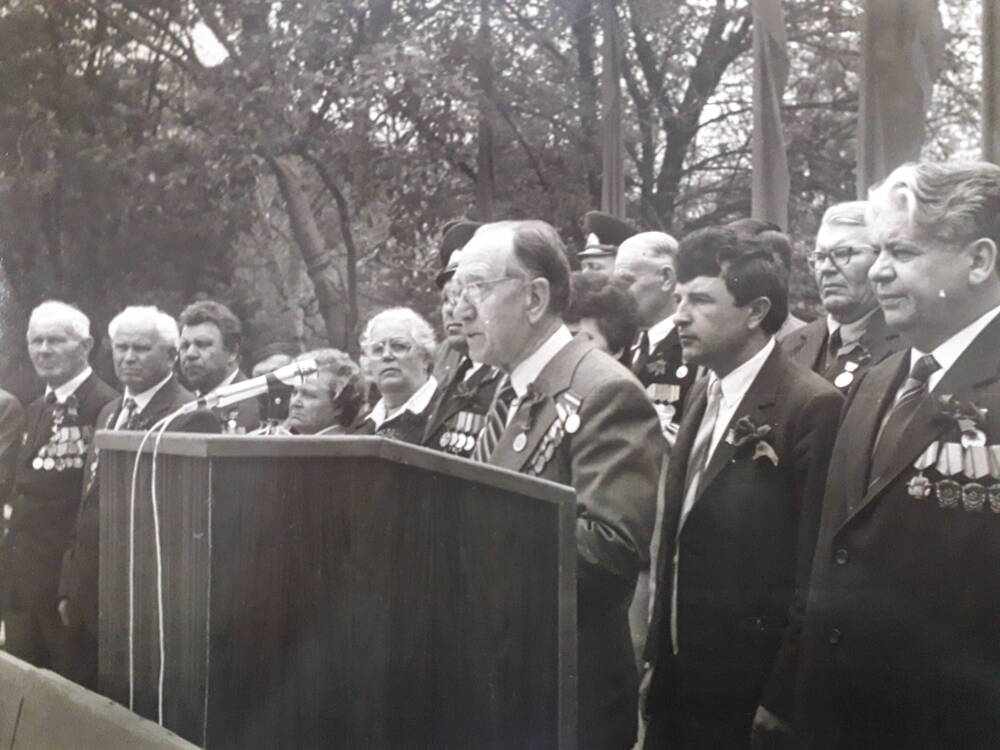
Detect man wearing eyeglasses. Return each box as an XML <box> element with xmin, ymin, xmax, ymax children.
<box><xmin>454</xmin><ymin>220</ymin><xmax>666</xmax><ymax>750</ymax></box>
<box><xmin>782</xmin><ymin>202</ymin><xmax>903</xmax><ymax>392</ymax></box>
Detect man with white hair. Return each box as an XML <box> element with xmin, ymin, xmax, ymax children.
<box><xmin>57</xmin><ymin>305</ymin><xmax>218</xmax><ymax>688</ymax></box>
<box><xmin>758</xmin><ymin>161</ymin><xmax>1000</xmax><ymax>748</ymax></box>
<box><xmin>0</xmin><ymin>301</ymin><xmax>117</xmax><ymax>678</ymax></box>
<box><xmin>782</xmin><ymin>201</ymin><xmax>903</xmax><ymax>392</ymax></box>
<box><xmin>615</xmin><ymin>231</ymin><xmax>696</xmax><ymax>435</ymax></box>
<box><xmin>454</xmin><ymin>220</ymin><xmax>665</xmax><ymax>750</ymax></box>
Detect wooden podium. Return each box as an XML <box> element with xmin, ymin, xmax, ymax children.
<box><xmin>95</xmin><ymin>433</ymin><xmax>576</xmax><ymax>749</ymax></box>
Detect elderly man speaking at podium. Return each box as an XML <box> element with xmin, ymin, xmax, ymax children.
<box><xmin>454</xmin><ymin>220</ymin><xmax>666</xmax><ymax>750</ymax></box>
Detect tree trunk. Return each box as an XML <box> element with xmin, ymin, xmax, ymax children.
<box><xmin>265</xmin><ymin>155</ymin><xmax>345</xmax><ymax>348</ymax></box>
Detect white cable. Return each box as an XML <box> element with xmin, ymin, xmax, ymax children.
<box><xmin>150</xmin><ymin>418</ymin><xmax>172</xmax><ymax>725</ymax></box>
<box><xmin>124</xmin><ymin>404</ymin><xmax>187</xmax><ymax>717</ymax></box>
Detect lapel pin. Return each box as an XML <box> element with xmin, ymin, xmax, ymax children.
<box><xmin>675</xmin><ymin>364</ymin><xmax>689</xmax><ymax>379</ymax></box>
<box><xmin>513</xmin><ymin>432</ymin><xmax>528</xmax><ymax>452</ymax></box>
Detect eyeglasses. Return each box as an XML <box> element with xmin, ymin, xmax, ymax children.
<box><xmin>444</xmin><ymin>276</ymin><xmax>522</xmax><ymax>306</ymax></box>
<box><xmin>363</xmin><ymin>337</ymin><xmax>414</xmax><ymax>358</ymax></box>
<box><xmin>807</xmin><ymin>245</ymin><xmax>875</xmax><ymax>270</ymax></box>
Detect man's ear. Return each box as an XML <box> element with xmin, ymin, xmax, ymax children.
<box><xmin>967</xmin><ymin>237</ymin><xmax>998</xmax><ymax>286</ymax></box>
<box><xmin>659</xmin><ymin>264</ymin><xmax>675</xmax><ymax>294</ymax></box>
<box><xmin>746</xmin><ymin>295</ymin><xmax>772</xmax><ymax>331</ymax></box>
<box><xmin>525</xmin><ymin>277</ymin><xmax>552</xmax><ymax>323</ymax></box>
<box><xmin>80</xmin><ymin>336</ymin><xmax>95</xmax><ymax>359</ymax></box>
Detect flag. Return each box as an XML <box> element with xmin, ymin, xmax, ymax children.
<box><xmin>751</xmin><ymin>0</ymin><xmax>790</xmax><ymax>230</ymax></box>
<box><xmin>600</xmin><ymin>0</ymin><xmax>626</xmax><ymax>218</ymax></box>
<box><xmin>857</xmin><ymin>0</ymin><xmax>944</xmax><ymax>195</ymax></box>
<box><xmin>985</xmin><ymin>0</ymin><xmax>1000</xmax><ymax>164</ymax></box>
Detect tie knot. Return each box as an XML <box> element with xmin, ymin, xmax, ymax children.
<box><xmin>44</xmin><ymin>391</ymin><xmax>58</xmax><ymax>406</ymax></box>
<box><xmin>910</xmin><ymin>354</ymin><xmax>940</xmax><ymax>383</ymax></box>
<box><xmin>123</xmin><ymin>397</ymin><xmax>138</xmax><ymax>412</ymax></box>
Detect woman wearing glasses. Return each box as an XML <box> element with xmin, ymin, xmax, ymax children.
<box><xmin>352</xmin><ymin>307</ymin><xmax>438</xmax><ymax>443</ymax></box>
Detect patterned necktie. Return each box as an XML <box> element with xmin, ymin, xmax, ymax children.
<box><xmin>679</xmin><ymin>378</ymin><xmax>724</xmax><ymax>522</ymax></box>
<box><xmin>630</xmin><ymin>329</ymin><xmax>650</xmax><ymax>376</ymax></box>
<box><xmin>672</xmin><ymin>378</ymin><xmax>723</xmax><ymax>653</ymax></box>
<box><xmin>471</xmin><ymin>376</ymin><xmax>516</xmax><ymax>463</ymax></box>
<box><xmin>115</xmin><ymin>397</ymin><xmax>139</xmax><ymax>430</ymax></box>
<box><xmin>869</xmin><ymin>354</ymin><xmax>941</xmax><ymax>486</ymax></box>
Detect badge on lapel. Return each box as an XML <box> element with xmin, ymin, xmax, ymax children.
<box><xmin>725</xmin><ymin>416</ymin><xmax>778</xmax><ymax>467</ymax></box>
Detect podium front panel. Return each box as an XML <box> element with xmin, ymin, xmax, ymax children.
<box><xmin>98</xmin><ymin>435</ymin><xmax>577</xmax><ymax>749</ymax></box>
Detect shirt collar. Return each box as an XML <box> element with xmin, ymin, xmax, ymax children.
<box><xmin>510</xmin><ymin>325</ymin><xmax>574</xmax><ymax>399</ymax></box>
<box><xmin>914</xmin><ymin>303</ymin><xmax>1000</xmax><ymax>391</ymax></box>
<box><xmin>647</xmin><ymin>315</ymin><xmax>676</xmax><ymax>350</ymax></box>
<box><xmin>197</xmin><ymin>366</ymin><xmax>240</xmax><ymax>397</ymax></box>
<box><xmin>45</xmin><ymin>366</ymin><xmax>92</xmax><ymax>403</ymax></box>
<box><xmin>826</xmin><ymin>308</ymin><xmax>878</xmax><ymax>348</ymax></box>
<box><xmin>369</xmin><ymin>375</ymin><xmax>438</xmax><ymax>429</ymax></box>
<box><xmin>124</xmin><ymin>372</ymin><xmax>174</xmax><ymax>414</ymax></box>
<box><xmin>710</xmin><ymin>337</ymin><xmax>776</xmax><ymax>408</ymax></box>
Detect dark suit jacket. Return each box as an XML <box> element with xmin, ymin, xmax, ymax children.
<box><xmin>488</xmin><ymin>335</ymin><xmax>666</xmax><ymax>750</ymax></box>
<box><xmin>0</xmin><ymin>373</ymin><xmax>117</xmax><ymax>612</ymax></box>
<box><xmin>210</xmin><ymin>369</ymin><xmax>262</xmax><ymax>433</ymax></box>
<box><xmin>645</xmin><ymin>347</ymin><xmax>842</xmax><ymax>728</ymax></box>
<box><xmin>0</xmin><ymin>388</ymin><xmax>25</xmax><ymax>503</ymax></box>
<box><xmin>790</xmin><ymin>314</ymin><xmax>1000</xmax><ymax>749</ymax></box>
<box><xmin>633</xmin><ymin>327</ymin><xmax>698</xmax><ymax>428</ymax></box>
<box><xmin>421</xmin><ymin>360</ymin><xmax>502</xmax><ymax>458</ymax></box>
<box><xmin>58</xmin><ymin>375</ymin><xmax>219</xmax><ymax>635</ymax></box>
<box><xmin>782</xmin><ymin>308</ymin><xmax>903</xmax><ymax>393</ymax></box>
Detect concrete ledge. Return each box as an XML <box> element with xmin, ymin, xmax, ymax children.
<box><xmin>0</xmin><ymin>652</ymin><xmax>198</xmax><ymax>749</ymax></box>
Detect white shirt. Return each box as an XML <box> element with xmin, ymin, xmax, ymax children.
<box><xmin>912</xmin><ymin>303</ymin><xmax>1000</xmax><ymax>393</ymax></box>
<box><xmin>701</xmin><ymin>337</ymin><xmax>777</xmax><ymax>468</ymax></box>
<box><xmin>826</xmin><ymin>307</ymin><xmax>878</xmax><ymax>350</ymax></box>
<box><xmin>646</xmin><ymin>315</ymin><xmax>676</xmax><ymax>352</ymax></box>
<box><xmin>510</xmin><ymin>326</ymin><xmax>574</xmax><ymax>400</ymax></box>
<box><xmin>45</xmin><ymin>366</ymin><xmax>93</xmax><ymax>403</ymax></box>
<box><xmin>368</xmin><ymin>376</ymin><xmax>438</xmax><ymax>429</ymax></box>
<box><xmin>117</xmin><ymin>372</ymin><xmax>174</xmax><ymax>428</ymax></box>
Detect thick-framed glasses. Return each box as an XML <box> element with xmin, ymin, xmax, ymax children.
<box><xmin>363</xmin><ymin>337</ymin><xmax>414</xmax><ymax>358</ymax></box>
<box><xmin>807</xmin><ymin>245</ymin><xmax>875</xmax><ymax>270</ymax></box>
<box><xmin>444</xmin><ymin>276</ymin><xmax>522</xmax><ymax>306</ymax></box>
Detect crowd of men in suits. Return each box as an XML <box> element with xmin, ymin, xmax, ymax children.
<box><xmin>1</xmin><ymin>158</ymin><xmax>999</xmax><ymax>749</ymax></box>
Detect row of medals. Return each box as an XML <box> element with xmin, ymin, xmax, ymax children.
<box><xmin>33</xmin><ymin>425</ymin><xmax>90</xmax><ymax>471</ymax></box>
<box><xmin>907</xmin><ymin>426</ymin><xmax>1000</xmax><ymax>513</ymax></box>
<box><xmin>522</xmin><ymin>400</ymin><xmax>580</xmax><ymax>474</ymax></box>
<box><xmin>440</xmin><ymin>411</ymin><xmax>485</xmax><ymax>454</ymax></box>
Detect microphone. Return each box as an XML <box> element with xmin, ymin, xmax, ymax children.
<box><xmin>176</xmin><ymin>358</ymin><xmax>319</xmax><ymax>415</ymax></box>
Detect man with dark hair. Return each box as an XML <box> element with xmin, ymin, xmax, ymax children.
<box><xmin>179</xmin><ymin>299</ymin><xmax>260</xmax><ymax>433</ymax></box>
<box><xmin>455</xmin><ymin>219</ymin><xmax>666</xmax><ymax>750</ymax></box>
<box><xmin>642</xmin><ymin>227</ymin><xmax>842</xmax><ymax>749</ymax></box>
<box><xmin>726</xmin><ymin>218</ymin><xmax>808</xmax><ymax>340</ymax></box>
<box><xmin>422</xmin><ymin>220</ymin><xmax>503</xmax><ymax>458</ymax></box>
<box><xmin>782</xmin><ymin>202</ymin><xmax>903</xmax><ymax>392</ymax></box>
<box><xmin>774</xmin><ymin>161</ymin><xmax>1000</xmax><ymax>749</ymax></box>
<box><xmin>578</xmin><ymin>210</ymin><xmax>637</xmax><ymax>273</ymax></box>
<box><xmin>0</xmin><ymin>301</ymin><xmax>117</xmax><ymax>680</ymax></box>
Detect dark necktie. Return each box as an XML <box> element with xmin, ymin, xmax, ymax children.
<box><xmin>869</xmin><ymin>354</ymin><xmax>941</xmax><ymax>486</ymax></box>
<box><xmin>471</xmin><ymin>376</ymin><xmax>516</xmax><ymax>463</ymax></box>
<box><xmin>453</xmin><ymin>356</ymin><xmax>474</xmax><ymax>385</ymax></box>
<box><xmin>825</xmin><ymin>328</ymin><xmax>843</xmax><ymax>370</ymax></box>
<box><xmin>630</xmin><ymin>329</ymin><xmax>650</xmax><ymax>376</ymax></box>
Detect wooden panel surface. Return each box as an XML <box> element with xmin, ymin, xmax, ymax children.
<box><xmin>98</xmin><ymin>438</ymin><xmax>576</xmax><ymax>750</ymax></box>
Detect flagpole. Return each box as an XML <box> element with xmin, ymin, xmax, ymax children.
<box><xmin>600</xmin><ymin>0</ymin><xmax>626</xmax><ymax>218</ymax></box>
<box><xmin>985</xmin><ymin>0</ymin><xmax>1000</xmax><ymax>164</ymax></box>
<box><xmin>750</xmin><ymin>0</ymin><xmax>790</xmax><ymax>229</ymax></box>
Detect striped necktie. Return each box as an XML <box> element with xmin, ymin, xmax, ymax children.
<box><xmin>471</xmin><ymin>376</ymin><xmax>516</xmax><ymax>463</ymax></box>
<box><xmin>869</xmin><ymin>354</ymin><xmax>940</xmax><ymax>486</ymax></box>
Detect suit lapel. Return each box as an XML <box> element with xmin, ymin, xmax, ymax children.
<box><xmin>787</xmin><ymin>319</ymin><xmax>827</xmax><ymax>372</ymax></box>
<box><xmin>488</xmin><ymin>337</ymin><xmax>590</xmax><ymax>471</ymax></box>
<box><xmin>846</xmin><ymin>314</ymin><xmax>1000</xmax><ymax>523</ymax></box>
<box><xmin>858</xmin><ymin>308</ymin><xmax>902</xmax><ymax>364</ymax></box>
<box><xmin>692</xmin><ymin>348</ymin><xmax>782</xmax><ymax>505</ymax></box>
<box><xmin>134</xmin><ymin>376</ymin><xmax>185</xmax><ymax>429</ymax></box>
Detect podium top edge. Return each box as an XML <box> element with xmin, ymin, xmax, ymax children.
<box><xmin>94</xmin><ymin>431</ymin><xmax>577</xmax><ymax>505</ymax></box>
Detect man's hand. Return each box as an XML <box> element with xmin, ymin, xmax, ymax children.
<box><xmin>751</xmin><ymin>705</ymin><xmax>797</xmax><ymax>750</ymax></box>
<box><xmin>57</xmin><ymin>598</ymin><xmax>74</xmax><ymax>628</ymax></box>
